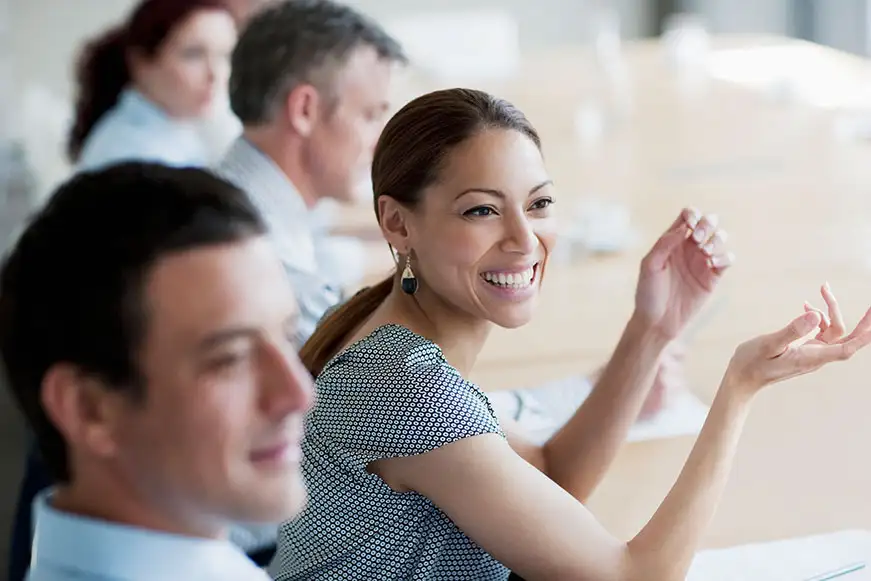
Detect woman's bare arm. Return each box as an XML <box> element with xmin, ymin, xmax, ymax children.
<box><xmin>372</xmin><ymin>310</ymin><xmax>871</xmax><ymax>581</ymax></box>
<box><xmin>504</xmin><ymin>314</ymin><xmax>668</xmax><ymax>502</ymax></box>
<box><xmin>375</xmin><ymin>380</ymin><xmax>747</xmax><ymax>581</ymax></box>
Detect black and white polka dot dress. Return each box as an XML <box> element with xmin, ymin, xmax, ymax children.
<box><xmin>271</xmin><ymin>324</ymin><xmax>510</xmax><ymax>581</ymax></box>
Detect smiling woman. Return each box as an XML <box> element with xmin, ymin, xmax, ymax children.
<box><xmin>283</xmin><ymin>87</ymin><xmax>871</xmax><ymax>581</ymax></box>
<box><xmin>300</xmin><ymin>88</ymin><xmax>551</xmax><ymax>375</ymax></box>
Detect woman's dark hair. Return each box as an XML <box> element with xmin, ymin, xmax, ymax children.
<box><xmin>67</xmin><ymin>0</ymin><xmax>231</xmax><ymax>162</ymax></box>
<box><xmin>299</xmin><ymin>88</ymin><xmax>542</xmax><ymax>375</ymax></box>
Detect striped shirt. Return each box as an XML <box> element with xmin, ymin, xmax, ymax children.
<box><xmin>215</xmin><ymin>137</ymin><xmax>343</xmax><ymax>344</ymax></box>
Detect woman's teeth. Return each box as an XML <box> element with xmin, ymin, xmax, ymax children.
<box><xmin>481</xmin><ymin>266</ymin><xmax>535</xmax><ymax>289</ymax></box>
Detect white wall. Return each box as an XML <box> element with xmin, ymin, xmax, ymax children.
<box><xmin>8</xmin><ymin>0</ymin><xmax>870</xmax><ymax>137</ymax></box>
<box><xmin>810</xmin><ymin>0</ymin><xmax>869</xmax><ymax>55</ymax></box>
<box><xmin>687</xmin><ymin>0</ymin><xmax>791</xmax><ymax>35</ymax></box>
<box><xmin>8</xmin><ymin>0</ymin><xmax>652</xmax><ymax>101</ymax></box>
<box><xmin>689</xmin><ymin>0</ymin><xmax>871</xmax><ymax>56</ymax></box>
<box><xmin>348</xmin><ymin>0</ymin><xmax>653</xmax><ymax>52</ymax></box>
<box><xmin>9</xmin><ymin>0</ymin><xmax>133</xmax><ymax>99</ymax></box>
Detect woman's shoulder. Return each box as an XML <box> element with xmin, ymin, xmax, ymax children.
<box><xmin>77</xmin><ymin>106</ymin><xmax>205</xmax><ymax>172</ymax></box>
<box><xmin>78</xmin><ymin>120</ymin><xmax>168</xmax><ymax>171</ymax></box>
<box><xmin>327</xmin><ymin>324</ymin><xmax>449</xmax><ymax>372</ymax></box>
<box><xmin>310</xmin><ymin>324</ymin><xmax>503</xmax><ymax>453</ymax></box>
<box><xmin>318</xmin><ymin>324</ymin><xmax>475</xmax><ymax>396</ymax></box>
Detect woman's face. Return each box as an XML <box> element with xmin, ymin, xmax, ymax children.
<box><xmin>387</xmin><ymin>128</ymin><xmax>558</xmax><ymax>329</ymax></box>
<box><xmin>132</xmin><ymin>9</ymin><xmax>237</xmax><ymax>119</ymax></box>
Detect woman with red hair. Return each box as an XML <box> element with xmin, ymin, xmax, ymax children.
<box><xmin>69</xmin><ymin>0</ymin><xmax>237</xmax><ymax>171</ymax></box>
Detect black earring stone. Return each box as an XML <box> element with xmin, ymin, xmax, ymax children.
<box><xmin>401</xmin><ymin>274</ymin><xmax>418</xmax><ymax>295</ymax></box>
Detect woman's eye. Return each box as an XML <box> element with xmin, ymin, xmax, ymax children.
<box><xmin>464</xmin><ymin>206</ymin><xmax>496</xmax><ymax>217</ymax></box>
<box><xmin>529</xmin><ymin>197</ymin><xmax>554</xmax><ymax>211</ymax></box>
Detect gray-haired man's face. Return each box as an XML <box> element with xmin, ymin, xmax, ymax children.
<box><xmin>304</xmin><ymin>44</ymin><xmax>396</xmax><ymax>204</ymax></box>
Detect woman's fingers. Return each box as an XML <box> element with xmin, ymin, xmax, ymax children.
<box><xmin>841</xmin><ymin>306</ymin><xmax>871</xmax><ymax>343</ymax></box>
<box><xmin>691</xmin><ymin>214</ymin><xmax>718</xmax><ymax>247</ymax></box>
<box><xmin>791</xmin><ymin>328</ymin><xmax>871</xmax><ymax>370</ymax></box>
<box><xmin>804</xmin><ymin>301</ymin><xmax>830</xmax><ymax>340</ymax></box>
<box><xmin>701</xmin><ymin>229</ymin><xmax>726</xmax><ymax>257</ymax></box>
<box><xmin>820</xmin><ymin>282</ymin><xmax>846</xmax><ymax>338</ymax></box>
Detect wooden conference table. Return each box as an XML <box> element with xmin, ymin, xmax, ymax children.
<box><xmin>336</xmin><ymin>34</ymin><xmax>871</xmax><ymax>549</ymax></box>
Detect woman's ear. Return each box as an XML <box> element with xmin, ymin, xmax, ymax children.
<box><xmin>378</xmin><ymin>196</ymin><xmax>413</xmax><ymax>254</ymax></box>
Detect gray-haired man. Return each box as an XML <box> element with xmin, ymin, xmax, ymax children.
<box><xmin>216</xmin><ymin>0</ymin><xmax>405</xmax><ymax>344</ymax></box>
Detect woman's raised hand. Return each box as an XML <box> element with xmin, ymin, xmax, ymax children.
<box><xmin>634</xmin><ymin>207</ymin><xmax>733</xmax><ymax>341</ymax></box>
<box><xmin>724</xmin><ymin>285</ymin><xmax>871</xmax><ymax>394</ymax></box>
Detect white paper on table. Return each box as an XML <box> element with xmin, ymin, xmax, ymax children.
<box><xmin>487</xmin><ymin>373</ymin><xmax>709</xmax><ymax>445</ymax></box>
<box><xmin>687</xmin><ymin>529</ymin><xmax>871</xmax><ymax>581</ymax></box>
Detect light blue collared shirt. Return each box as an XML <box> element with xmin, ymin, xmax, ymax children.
<box><xmin>77</xmin><ymin>88</ymin><xmax>208</xmax><ymax>172</ymax></box>
<box><xmin>28</xmin><ymin>492</ymin><xmax>269</xmax><ymax>581</ymax></box>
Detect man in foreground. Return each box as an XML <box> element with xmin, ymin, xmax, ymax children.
<box><xmin>0</xmin><ymin>163</ymin><xmax>313</xmax><ymax>580</ymax></box>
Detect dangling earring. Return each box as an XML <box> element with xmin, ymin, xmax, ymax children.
<box><xmin>400</xmin><ymin>254</ymin><xmax>418</xmax><ymax>295</ymax></box>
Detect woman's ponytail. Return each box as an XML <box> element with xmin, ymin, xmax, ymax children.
<box><xmin>299</xmin><ymin>276</ymin><xmax>393</xmax><ymax>376</ymax></box>
<box><xmin>67</xmin><ymin>27</ymin><xmax>129</xmax><ymax>162</ymax></box>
